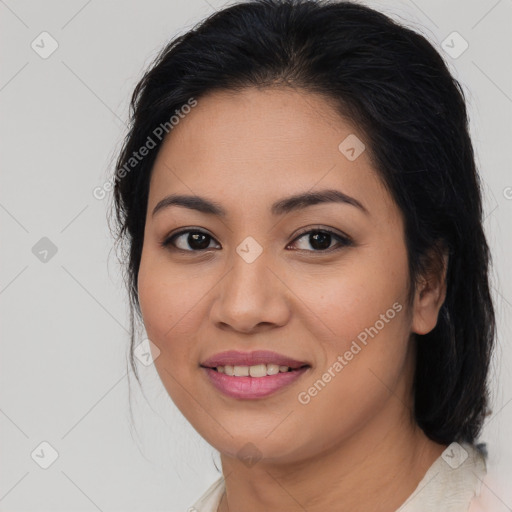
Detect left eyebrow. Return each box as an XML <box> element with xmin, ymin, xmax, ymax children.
<box><xmin>151</xmin><ymin>188</ymin><xmax>369</xmax><ymax>218</ymax></box>
<box><xmin>271</xmin><ymin>189</ymin><xmax>369</xmax><ymax>216</ymax></box>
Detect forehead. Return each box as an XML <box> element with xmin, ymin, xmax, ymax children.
<box><xmin>156</xmin><ymin>87</ymin><xmax>355</xmax><ymax>164</ymax></box>
<box><xmin>147</xmin><ymin>87</ymin><xmax>395</xmax><ymax>221</ymax></box>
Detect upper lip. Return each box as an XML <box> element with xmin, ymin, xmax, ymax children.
<box><xmin>200</xmin><ymin>350</ymin><xmax>310</xmax><ymax>369</ymax></box>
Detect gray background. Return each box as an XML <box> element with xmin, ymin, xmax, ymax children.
<box><xmin>1</xmin><ymin>0</ymin><xmax>511</xmax><ymax>510</ymax></box>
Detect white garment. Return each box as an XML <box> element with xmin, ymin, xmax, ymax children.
<box><xmin>187</xmin><ymin>442</ymin><xmax>493</xmax><ymax>512</ymax></box>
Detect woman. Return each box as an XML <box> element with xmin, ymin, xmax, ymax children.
<box><xmin>110</xmin><ymin>1</ymin><xmax>498</xmax><ymax>510</ymax></box>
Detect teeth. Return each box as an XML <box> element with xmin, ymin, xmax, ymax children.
<box><xmin>214</xmin><ymin>364</ymin><xmax>294</xmax><ymax>376</ymax></box>
<box><xmin>266</xmin><ymin>364</ymin><xmax>280</xmax><ymax>375</ymax></box>
<box><xmin>234</xmin><ymin>365</ymin><xmax>249</xmax><ymax>377</ymax></box>
<box><xmin>249</xmin><ymin>364</ymin><xmax>266</xmax><ymax>377</ymax></box>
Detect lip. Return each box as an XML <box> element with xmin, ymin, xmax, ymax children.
<box><xmin>200</xmin><ymin>350</ymin><xmax>311</xmax><ymax>400</ymax></box>
<box><xmin>201</xmin><ymin>366</ymin><xmax>310</xmax><ymax>399</ymax></box>
<box><xmin>200</xmin><ymin>350</ymin><xmax>309</xmax><ymax>369</ymax></box>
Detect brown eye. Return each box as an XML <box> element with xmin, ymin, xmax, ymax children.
<box><xmin>289</xmin><ymin>228</ymin><xmax>353</xmax><ymax>253</ymax></box>
<box><xmin>162</xmin><ymin>230</ymin><xmax>220</xmax><ymax>252</ymax></box>
<box><xmin>161</xmin><ymin>227</ymin><xmax>352</xmax><ymax>254</ymax></box>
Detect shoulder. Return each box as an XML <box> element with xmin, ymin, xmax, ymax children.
<box><xmin>468</xmin><ymin>446</ymin><xmax>511</xmax><ymax>512</ymax></box>
<box><xmin>187</xmin><ymin>476</ymin><xmax>225</xmax><ymax>512</ymax></box>
<box><xmin>397</xmin><ymin>441</ymin><xmax>486</xmax><ymax>512</ymax></box>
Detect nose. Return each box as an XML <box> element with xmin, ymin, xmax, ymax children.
<box><xmin>209</xmin><ymin>250</ymin><xmax>291</xmax><ymax>334</ymax></box>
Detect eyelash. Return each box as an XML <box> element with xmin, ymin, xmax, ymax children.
<box><xmin>160</xmin><ymin>226</ymin><xmax>353</xmax><ymax>254</ymax></box>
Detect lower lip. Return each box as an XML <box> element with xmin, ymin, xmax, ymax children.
<box><xmin>201</xmin><ymin>367</ymin><xmax>310</xmax><ymax>399</ymax></box>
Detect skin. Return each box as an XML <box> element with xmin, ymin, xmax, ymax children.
<box><xmin>137</xmin><ymin>87</ymin><xmax>449</xmax><ymax>512</ymax></box>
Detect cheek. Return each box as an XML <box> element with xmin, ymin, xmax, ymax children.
<box><xmin>290</xmin><ymin>302</ymin><xmax>411</xmax><ymax>460</ymax></box>
<box><xmin>136</xmin><ymin>256</ymin><xmax>213</xmax><ymax>422</ymax></box>
<box><xmin>289</xmin><ymin>252</ymin><xmax>411</xmax><ymax>415</ymax></box>
<box><xmin>292</xmin><ymin>249</ymin><xmax>408</xmax><ymax>349</ymax></box>
<box><xmin>137</xmin><ymin>254</ymin><xmax>205</xmax><ymax>365</ymax></box>
<box><xmin>301</xmin><ymin>272</ymin><xmax>409</xmax><ymax>400</ymax></box>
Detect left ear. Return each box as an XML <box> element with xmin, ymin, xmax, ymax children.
<box><xmin>411</xmin><ymin>243</ymin><xmax>450</xmax><ymax>335</ymax></box>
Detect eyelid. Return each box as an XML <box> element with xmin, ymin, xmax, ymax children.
<box><xmin>291</xmin><ymin>224</ymin><xmax>352</xmax><ymax>242</ymax></box>
<box><xmin>161</xmin><ymin>227</ymin><xmax>218</xmax><ymax>251</ymax></box>
<box><xmin>288</xmin><ymin>225</ymin><xmax>353</xmax><ymax>252</ymax></box>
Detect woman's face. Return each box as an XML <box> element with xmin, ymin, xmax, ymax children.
<box><xmin>137</xmin><ymin>87</ymin><xmax>438</xmax><ymax>464</ymax></box>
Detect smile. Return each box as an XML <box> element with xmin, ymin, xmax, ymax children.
<box><xmin>200</xmin><ymin>350</ymin><xmax>311</xmax><ymax>399</ymax></box>
<box><xmin>201</xmin><ymin>366</ymin><xmax>310</xmax><ymax>399</ymax></box>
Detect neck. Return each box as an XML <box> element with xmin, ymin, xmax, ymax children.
<box><xmin>217</xmin><ymin>404</ymin><xmax>447</xmax><ymax>512</ymax></box>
